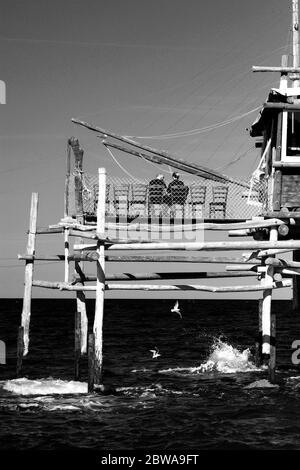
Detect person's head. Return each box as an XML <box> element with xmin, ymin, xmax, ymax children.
<box><xmin>172</xmin><ymin>172</ymin><xmax>180</xmax><ymax>180</ymax></box>
<box><xmin>156</xmin><ymin>174</ymin><xmax>164</xmax><ymax>181</ymax></box>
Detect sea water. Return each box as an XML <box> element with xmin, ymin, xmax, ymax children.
<box><xmin>0</xmin><ymin>299</ymin><xmax>300</xmax><ymax>451</ymax></box>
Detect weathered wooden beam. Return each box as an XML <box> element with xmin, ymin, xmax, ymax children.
<box><xmin>266</xmin><ymin>211</ymin><xmax>300</xmax><ymax>218</ymax></box>
<box><xmin>106</xmin><ymin>280</ymin><xmax>292</xmax><ymax>292</ymax></box>
<box><xmin>255</xmin><ymin>299</ymin><xmax>263</xmax><ymax>367</ymax></box>
<box><xmin>71</xmin><ymin>118</ymin><xmax>248</xmax><ymax>187</ymax></box>
<box><xmin>32</xmin><ymin>280</ymin><xmax>97</xmax><ymax>291</ymax></box>
<box><xmin>105</xmin><ymin>240</ymin><xmax>300</xmax><ymax>251</ymax></box>
<box><xmin>261</xmin><ymin>227</ymin><xmax>277</xmax><ymax>371</ymax></box>
<box><xmin>75</xmin><ymin>261</ymin><xmax>88</xmax><ymax>355</ymax></box>
<box><xmin>226</xmin><ymin>265</ymin><xmax>259</xmax><ymax>272</ymax></box>
<box><xmin>59</xmin><ymin>221</ymin><xmax>96</xmax><ymax>231</ymax></box>
<box><xmin>273</xmin><ymin>161</ymin><xmax>300</xmax><ymax>168</ymax></box>
<box><xmin>264</xmin><ymin>102</ymin><xmax>300</xmax><ymax>110</ymax></box>
<box><xmin>19</xmin><ymin>252</ymin><xmax>99</xmax><ymax>262</ymax></box>
<box><xmin>69</xmin><ymin>137</ymin><xmax>84</xmax><ymax>224</ymax></box>
<box><xmin>252</xmin><ymin>66</ymin><xmax>300</xmax><ymax>73</ymax></box>
<box><xmin>64</xmin><ymin>228</ymin><xmax>70</xmax><ymax>283</ymax></box>
<box><xmin>21</xmin><ymin>193</ymin><xmax>38</xmax><ymax>356</ymax></box>
<box><xmin>279</xmin><ymin>54</ymin><xmax>288</xmax><ymax>90</ymax></box>
<box><xmin>72</xmin><ymin>271</ymin><xmax>257</xmax><ymax>283</ymax></box>
<box><xmin>88</xmin><ymin>333</ymin><xmax>95</xmax><ymax>393</ymax></box>
<box><xmin>227</xmin><ymin>264</ymin><xmax>300</xmax><ymax>277</ymax></box>
<box><xmin>105</xmin><ymin>218</ymin><xmax>287</xmax><ymax>232</ymax></box>
<box><xmin>256</xmin><ymin>248</ymin><xmax>294</xmax><ymax>258</ymax></box>
<box><xmin>105</xmin><ymin>255</ymin><xmax>260</xmax><ymax>263</ymax></box>
<box><xmin>36</xmin><ymin>227</ymin><xmax>64</xmax><ymax>234</ymax></box>
<box><xmin>293</xmin><ymin>250</ymin><xmax>300</xmax><ymax>310</ymax></box>
<box><xmin>16</xmin><ymin>326</ymin><xmax>24</xmax><ymax>377</ymax></box>
<box><xmin>74</xmin><ymin>311</ymin><xmax>81</xmax><ymax>380</ymax></box>
<box><xmin>94</xmin><ymin>168</ymin><xmax>106</xmax><ymax>386</ymax></box>
<box><xmin>64</xmin><ymin>141</ymin><xmax>71</xmax><ymax>218</ymax></box>
<box><xmin>31</xmin><ymin>278</ymin><xmax>292</xmax><ymax>292</ymax></box>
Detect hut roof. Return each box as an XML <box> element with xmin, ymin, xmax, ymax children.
<box><xmin>250</xmin><ymin>87</ymin><xmax>300</xmax><ymax>137</ymax></box>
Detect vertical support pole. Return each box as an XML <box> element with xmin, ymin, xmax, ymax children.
<box><xmin>64</xmin><ymin>228</ymin><xmax>70</xmax><ymax>283</ymax></box>
<box><xmin>21</xmin><ymin>192</ymin><xmax>38</xmax><ymax>358</ymax></box>
<box><xmin>75</xmin><ymin>261</ymin><xmax>88</xmax><ymax>354</ymax></box>
<box><xmin>255</xmin><ymin>298</ymin><xmax>263</xmax><ymax>366</ymax></box>
<box><xmin>93</xmin><ymin>168</ymin><xmax>106</xmax><ymax>386</ymax></box>
<box><xmin>280</xmin><ymin>55</ymin><xmax>288</xmax><ymax>91</ymax></box>
<box><xmin>16</xmin><ymin>326</ymin><xmax>24</xmax><ymax>377</ymax></box>
<box><xmin>69</xmin><ymin>136</ymin><xmax>84</xmax><ymax>224</ymax></box>
<box><xmin>261</xmin><ymin>227</ymin><xmax>277</xmax><ymax>382</ymax></box>
<box><xmin>269</xmin><ymin>307</ymin><xmax>276</xmax><ymax>384</ymax></box>
<box><xmin>293</xmin><ymin>250</ymin><xmax>300</xmax><ymax>311</ymax></box>
<box><xmin>293</xmin><ymin>0</ymin><xmax>300</xmax><ymax>88</ymax></box>
<box><xmin>88</xmin><ymin>333</ymin><xmax>95</xmax><ymax>393</ymax></box>
<box><xmin>64</xmin><ymin>142</ymin><xmax>71</xmax><ymax>218</ymax></box>
<box><xmin>74</xmin><ymin>311</ymin><xmax>81</xmax><ymax>380</ymax></box>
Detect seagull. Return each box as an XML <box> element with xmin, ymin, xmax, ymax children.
<box><xmin>171</xmin><ymin>300</ymin><xmax>182</xmax><ymax>319</ymax></box>
<box><xmin>149</xmin><ymin>347</ymin><xmax>161</xmax><ymax>359</ymax></box>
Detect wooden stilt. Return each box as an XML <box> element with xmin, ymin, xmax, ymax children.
<box><xmin>77</xmin><ymin>292</ymin><xmax>88</xmax><ymax>354</ymax></box>
<box><xmin>21</xmin><ymin>192</ymin><xmax>38</xmax><ymax>356</ymax></box>
<box><xmin>88</xmin><ymin>333</ymin><xmax>95</xmax><ymax>393</ymax></box>
<box><xmin>292</xmin><ymin>250</ymin><xmax>300</xmax><ymax>310</ymax></box>
<box><xmin>16</xmin><ymin>326</ymin><xmax>24</xmax><ymax>377</ymax></box>
<box><xmin>64</xmin><ymin>228</ymin><xmax>70</xmax><ymax>283</ymax></box>
<box><xmin>255</xmin><ymin>299</ymin><xmax>263</xmax><ymax>366</ymax></box>
<box><xmin>74</xmin><ymin>311</ymin><xmax>81</xmax><ymax>380</ymax></box>
<box><xmin>269</xmin><ymin>308</ymin><xmax>276</xmax><ymax>384</ymax></box>
<box><xmin>93</xmin><ymin>168</ymin><xmax>106</xmax><ymax>385</ymax></box>
<box><xmin>75</xmin><ymin>261</ymin><xmax>88</xmax><ymax>354</ymax></box>
<box><xmin>261</xmin><ymin>228</ymin><xmax>277</xmax><ymax>379</ymax></box>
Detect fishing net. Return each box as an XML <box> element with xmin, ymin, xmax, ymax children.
<box><xmin>67</xmin><ymin>170</ymin><xmax>268</xmax><ymax>222</ymax></box>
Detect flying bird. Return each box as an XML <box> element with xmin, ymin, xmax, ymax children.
<box><xmin>149</xmin><ymin>347</ymin><xmax>161</xmax><ymax>359</ymax></box>
<box><xmin>171</xmin><ymin>300</ymin><xmax>182</xmax><ymax>319</ymax></box>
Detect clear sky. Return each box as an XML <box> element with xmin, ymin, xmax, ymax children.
<box><xmin>0</xmin><ymin>0</ymin><xmax>294</xmax><ymax>298</ymax></box>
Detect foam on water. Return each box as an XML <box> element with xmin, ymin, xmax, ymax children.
<box><xmin>2</xmin><ymin>378</ymin><xmax>87</xmax><ymax>395</ymax></box>
<box><xmin>198</xmin><ymin>339</ymin><xmax>259</xmax><ymax>373</ymax></box>
<box><xmin>160</xmin><ymin>339</ymin><xmax>259</xmax><ymax>375</ymax></box>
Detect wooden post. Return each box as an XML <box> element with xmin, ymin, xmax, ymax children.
<box><xmin>64</xmin><ymin>142</ymin><xmax>71</xmax><ymax>218</ymax></box>
<box><xmin>292</xmin><ymin>250</ymin><xmax>300</xmax><ymax>310</ymax></box>
<box><xmin>293</xmin><ymin>0</ymin><xmax>300</xmax><ymax>87</ymax></box>
<box><xmin>280</xmin><ymin>55</ymin><xmax>289</xmax><ymax>91</ymax></box>
<box><xmin>93</xmin><ymin>168</ymin><xmax>106</xmax><ymax>385</ymax></box>
<box><xmin>21</xmin><ymin>192</ymin><xmax>38</xmax><ymax>356</ymax></box>
<box><xmin>261</xmin><ymin>227</ymin><xmax>277</xmax><ymax>382</ymax></box>
<box><xmin>16</xmin><ymin>326</ymin><xmax>24</xmax><ymax>377</ymax></box>
<box><xmin>75</xmin><ymin>261</ymin><xmax>88</xmax><ymax>354</ymax></box>
<box><xmin>68</xmin><ymin>136</ymin><xmax>84</xmax><ymax>224</ymax></box>
<box><xmin>255</xmin><ymin>299</ymin><xmax>263</xmax><ymax>366</ymax></box>
<box><xmin>74</xmin><ymin>311</ymin><xmax>81</xmax><ymax>380</ymax></box>
<box><xmin>64</xmin><ymin>228</ymin><xmax>70</xmax><ymax>283</ymax></box>
<box><xmin>88</xmin><ymin>333</ymin><xmax>95</xmax><ymax>393</ymax></box>
<box><xmin>269</xmin><ymin>307</ymin><xmax>276</xmax><ymax>384</ymax></box>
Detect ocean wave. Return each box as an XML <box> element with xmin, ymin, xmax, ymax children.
<box><xmin>2</xmin><ymin>378</ymin><xmax>88</xmax><ymax>396</ymax></box>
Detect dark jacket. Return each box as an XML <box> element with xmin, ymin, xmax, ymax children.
<box><xmin>148</xmin><ymin>178</ymin><xmax>167</xmax><ymax>204</ymax></box>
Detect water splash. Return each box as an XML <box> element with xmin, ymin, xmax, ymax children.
<box><xmin>160</xmin><ymin>339</ymin><xmax>259</xmax><ymax>375</ymax></box>
<box><xmin>198</xmin><ymin>338</ymin><xmax>259</xmax><ymax>374</ymax></box>
<box><xmin>2</xmin><ymin>378</ymin><xmax>87</xmax><ymax>395</ymax></box>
